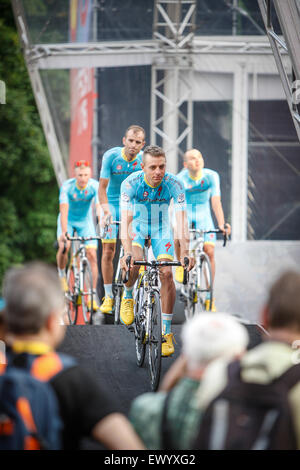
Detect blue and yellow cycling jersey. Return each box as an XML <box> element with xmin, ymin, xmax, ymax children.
<box><xmin>99</xmin><ymin>147</ymin><xmax>143</xmax><ymax>206</ymax></box>
<box><xmin>120</xmin><ymin>171</ymin><xmax>186</xmax><ymax>259</ymax></box>
<box><xmin>121</xmin><ymin>171</ymin><xmax>186</xmax><ymax>233</ymax></box>
<box><xmin>58</xmin><ymin>177</ymin><xmax>99</xmax><ymax>247</ymax></box>
<box><xmin>176</xmin><ymin>168</ymin><xmax>221</xmax><ymax>241</ymax></box>
<box><xmin>59</xmin><ymin>177</ymin><xmax>99</xmax><ymax>220</ymax></box>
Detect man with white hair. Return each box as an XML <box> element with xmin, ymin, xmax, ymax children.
<box><xmin>129</xmin><ymin>313</ymin><xmax>249</xmax><ymax>450</ymax></box>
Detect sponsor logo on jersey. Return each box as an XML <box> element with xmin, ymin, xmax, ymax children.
<box><xmin>117</xmin><ymin>164</ymin><xmax>122</xmax><ymax>170</ymax></box>
<box><xmin>165</xmin><ymin>242</ymin><xmax>172</xmax><ymax>252</ymax></box>
<box><xmin>177</xmin><ymin>193</ymin><xmax>185</xmax><ymax>204</ymax></box>
<box><xmin>121</xmin><ymin>192</ymin><xmax>130</xmax><ymax>202</ymax></box>
<box><xmin>143</xmin><ymin>191</ymin><xmax>149</xmax><ymax>198</ymax></box>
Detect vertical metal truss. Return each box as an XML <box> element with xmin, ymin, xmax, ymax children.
<box><xmin>257</xmin><ymin>0</ymin><xmax>300</xmax><ymax>141</ymax></box>
<box><xmin>151</xmin><ymin>0</ymin><xmax>196</xmax><ymax>173</ymax></box>
<box><xmin>11</xmin><ymin>0</ymin><xmax>68</xmax><ymax>186</ymax></box>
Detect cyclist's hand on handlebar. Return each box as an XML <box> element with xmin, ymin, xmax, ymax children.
<box><xmin>100</xmin><ymin>212</ymin><xmax>112</xmax><ymax>228</ymax></box>
<box><xmin>120</xmin><ymin>253</ymin><xmax>134</xmax><ymax>271</ymax></box>
<box><xmin>219</xmin><ymin>223</ymin><xmax>231</xmax><ymax>237</ymax></box>
<box><xmin>59</xmin><ymin>232</ymin><xmax>68</xmax><ymax>244</ymax></box>
<box><xmin>180</xmin><ymin>254</ymin><xmax>194</xmax><ymax>271</ymax></box>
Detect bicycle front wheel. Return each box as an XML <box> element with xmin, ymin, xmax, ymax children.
<box><xmin>134</xmin><ymin>278</ymin><xmax>146</xmax><ymax>367</ymax></box>
<box><xmin>197</xmin><ymin>253</ymin><xmax>213</xmax><ymax>313</ymax></box>
<box><xmin>148</xmin><ymin>290</ymin><xmax>162</xmax><ymax>391</ymax></box>
<box><xmin>81</xmin><ymin>261</ymin><xmax>94</xmax><ymax>324</ymax></box>
<box><xmin>66</xmin><ymin>264</ymin><xmax>78</xmax><ymax>325</ymax></box>
<box><xmin>184</xmin><ymin>279</ymin><xmax>197</xmax><ymax>320</ymax></box>
<box><xmin>113</xmin><ymin>265</ymin><xmax>123</xmax><ymax>325</ymax></box>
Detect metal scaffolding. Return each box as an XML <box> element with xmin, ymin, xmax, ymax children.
<box><xmin>151</xmin><ymin>0</ymin><xmax>196</xmax><ymax>173</ymax></box>
<box><xmin>257</xmin><ymin>0</ymin><xmax>300</xmax><ymax>141</ymax></box>
<box><xmin>11</xmin><ymin>0</ymin><xmax>299</xmax><ymax>242</ymax></box>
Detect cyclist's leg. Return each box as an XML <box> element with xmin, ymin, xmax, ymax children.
<box><xmin>120</xmin><ymin>242</ymin><xmax>143</xmax><ymax>326</ymax></box>
<box><xmin>81</xmin><ymin>215</ymin><xmax>99</xmax><ymax>289</ymax></box>
<box><xmin>203</xmin><ymin>233</ymin><xmax>216</xmax><ymax>311</ymax></box>
<box><xmin>56</xmin><ymin>214</ymin><xmax>72</xmax><ymax>290</ymax></box>
<box><xmin>100</xmin><ymin>204</ymin><xmax>118</xmax><ymax>300</ymax></box>
<box><xmin>151</xmin><ymin>236</ymin><xmax>176</xmax><ymax>356</ymax></box>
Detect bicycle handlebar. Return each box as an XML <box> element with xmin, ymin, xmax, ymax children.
<box><xmin>99</xmin><ymin>219</ymin><xmax>120</xmax><ymax>238</ymax></box>
<box><xmin>66</xmin><ymin>233</ymin><xmax>102</xmax><ymax>242</ymax></box>
<box><xmin>127</xmin><ymin>256</ymin><xmax>190</xmax><ymax>285</ymax></box>
<box><xmin>189</xmin><ymin>227</ymin><xmax>229</xmax><ymax>247</ymax></box>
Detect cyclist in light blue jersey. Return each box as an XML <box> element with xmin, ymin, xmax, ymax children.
<box><xmin>56</xmin><ymin>160</ymin><xmax>101</xmax><ymax>310</ymax></box>
<box><xmin>98</xmin><ymin>125</ymin><xmax>145</xmax><ymax>314</ymax></box>
<box><xmin>120</xmin><ymin>145</ymin><xmax>193</xmax><ymax>357</ymax></box>
<box><xmin>175</xmin><ymin>149</ymin><xmax>231</xmax><ymax>311</ymax></box>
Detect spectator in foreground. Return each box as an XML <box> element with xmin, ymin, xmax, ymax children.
<box><xmin>194</xmin><ymin>270</ymin><xmax>300</xmax><ymax>450</ymax></box>
<box><xmin>129</xmin><ymin>313</ymin><xmax>249</xmax><ymax>449</ymax></box>
<box><xmin>2</xmin><ymin>261</ymin><xmax>145</xmax><ymax>450</ymax></box>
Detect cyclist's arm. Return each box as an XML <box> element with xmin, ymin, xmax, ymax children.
<box><xmin>211</xmin><ymin>195</ymin><xmax>228</xmax><ymax>233</ymax></box>
<box><xmin>120</xmin><ymin>209</ymin><xmax>133</xmax><ymax>258</ymax></box>
<box><xmin>59</xmin><ymin>203</ymin><xmax>69</xmax><ymax>240</ymax></box>
<box><xmin>175</xmin><ymin>209</ymin><xmax>194</xmax><ymax>270</ymax></box>
<box><xmin>99</xmin><ymin>177</ymin><xmax>112</xmax><ymax>221</ymax></box>
<box><xmin>95</xmin><ymin>202</ymin><xmax>102</xmax><ymax>221</ymax></box>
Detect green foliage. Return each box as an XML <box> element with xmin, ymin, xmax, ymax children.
<box><xmin>0</xmin><ymin>1</ymin><xmax>59</xmax><ymax>288</ymax></box>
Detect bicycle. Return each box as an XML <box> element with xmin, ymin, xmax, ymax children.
<box><xmin>65</xmin><ymin>231</ymin><xmax>101</xmax><ymax>325</ymax></box>
<box><xmin>179</xmin><ymin>228</ymin><xmax>228</xmax><ymax>319</ymax></box>
<box><xmin>127</xmin><ymin>238</ymin><xmax>188</xmax><ymax>391</ymax></box>
<box><xmin>100</xmin><ymin>219</ymin><xmax>127</xmax><ymax>324</ymax></box>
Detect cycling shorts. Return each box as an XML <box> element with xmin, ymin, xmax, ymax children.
<box><xmin>57</xmin><ymin>214</ymin><xmax>98</xmax><ymax>249</ymax></box>
<box><xmin>131</xmin><ymin>222</ymin><xmax>174</xmax><ymax>260</ymax></box>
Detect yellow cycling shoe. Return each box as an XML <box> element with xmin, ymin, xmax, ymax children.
<box><xmin>60</xmin><ymin>276</ymin><xmax>69</xmax><ymax>293</ymax></box>
<box><xmin>175</xmin><ymin>266</ymin><xmax>184</xmax><ymax>283</ymax></box>
<box><xmin>161</xmin><ymin>333</ymin><xmax>176</xmax><ymax>357</ymax></box>
<box><xmin>120</xmin><ymin>297</ymin><xmax>134</xmax><ymax>325</ymax></box>
<box><xmin>205</xmin><ymin>298</ymin><xmax>217</xmax><ymax>312</ymax></box>
<box><xmin>99</xmin><ymin>296</ymin><xmax>114</xmax><ymax>314</ymax></box>
<box><xmin>87</xmin><ymin>297</ymin><xmax>101</xmax><ymax>312</ymax></box>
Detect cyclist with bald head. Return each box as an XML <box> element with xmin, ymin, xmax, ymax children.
<box><xmin>175</xmin><ymin>149</ymin><xmax>231</xmax><ymax>311</ymax></box>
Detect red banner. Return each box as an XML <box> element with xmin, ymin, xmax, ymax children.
<box><xmin>69</xmin><ymin>0</ymin><xmax>94</xmax><ymax>177</ymax></box>
<box><xmin>69</xmin><ymin>68</ymin><xmax>94</xmax><ymax>176</ymax></box>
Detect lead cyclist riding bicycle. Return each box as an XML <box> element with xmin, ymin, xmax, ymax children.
<box><xmin>174</xmin><ymin>149</ymin><xmax>231</xmax><ymax>311</ymax></box>
<box><xmin>119</xmin><ymin>145</ymin><xmax>194</xmax><ymax>357</ymax></box>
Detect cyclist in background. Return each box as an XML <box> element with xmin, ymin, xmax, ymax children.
<box><xmin>175</xmin><ymin>149</ymin><xmax>231</xmax><ymax>311</ymax></box>
<box><xmin>120</xmin><ymin>145</ymin><xmax>193</xmax><ymax>357</ymax></box>
<box><xmin>56</xmin><ymin>160</ymin><xmax>101</xmax><ymax>310</ymax></box>
<box><xmin>98</xmin><ymin>125</ymin><xmax>145</xmax><ymax>315</ymax></box>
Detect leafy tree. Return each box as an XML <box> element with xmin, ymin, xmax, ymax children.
<box><xmin>0</xmin><ymin>0</ymin><xmax>59</xmax><ymax>287</ymax></box>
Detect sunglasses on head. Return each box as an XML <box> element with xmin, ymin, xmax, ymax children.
<box><xmin>75</xmin><ymin>160</ymin><xmax>90</xmax><ymax>167</ymax></box>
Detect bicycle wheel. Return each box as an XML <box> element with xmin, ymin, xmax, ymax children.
<box><xmin>66</xmin><ymin>264</ymin><xmax>78</xmax><ymax>325</ymax></box>
<box><xmin>148</xmin><ymin>290</ymin><xmax>162</xmax><ymax>391</ymax></box>
<box><xmin>196</xmin><ymin>253</ymin><xmax>213</xmax><ymax>313</ymax></box>
<box><xmin>184</xmin><ymin>278</ymin><xmax>197</xmax><ymax>320</ymax></box>
<box><xmin>134</xmin><ymin>277</ymin><xmax>146</xmax><ymax>367</ymax></box>
<box><xmin>113</xmin><ymin>264</ymin><xmax>123</xmax><ymax>325</ymax></box>
<box><xmin>81</xmin><ymin>260</ymin><xmax>94</xmax><ymax>324</ymax></box>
